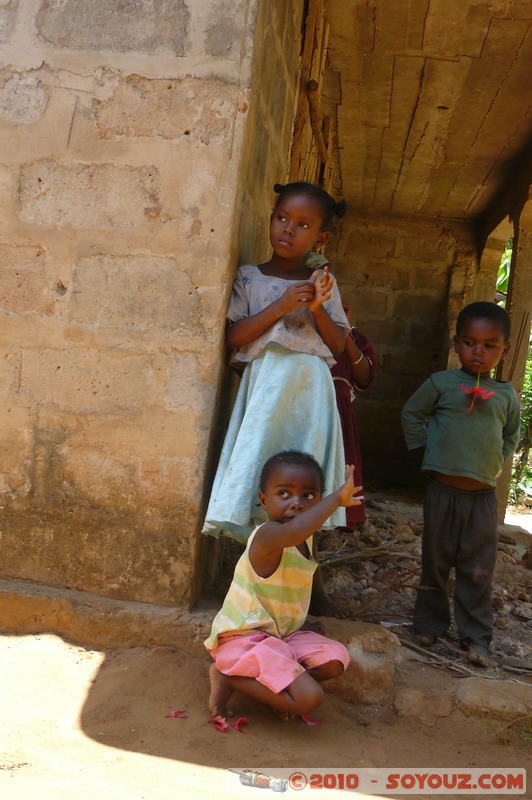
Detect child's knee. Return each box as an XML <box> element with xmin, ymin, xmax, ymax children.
<box><xmin>309</xmin><ymin>658</ymin><xmax>345</xmax><ymax>683</ymax></box>
<box><xmin>328</xmin><ymin>641</ymin><xmax>350</xmax><ymax>670</ymax></box>
<box><xmin>322</xmin><ymin>658</ymin><xmax>346</xmax><ymax>679</ymax></box>
<box><xmin>298</xmin><ymin>681</ymin><xmax>324</xmax><ymax>715</ymax></box>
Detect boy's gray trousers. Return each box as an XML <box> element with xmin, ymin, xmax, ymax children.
<box><xmin>413</xmin><ymin>478</ymin><xmax>498</xmax><ymax>648</ymax></box>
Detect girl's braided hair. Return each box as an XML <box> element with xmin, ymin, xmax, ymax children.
<box><xmin>273</xmin><ymin>182</ymin><xmax>347</xmax><ymax>230</ymax></box>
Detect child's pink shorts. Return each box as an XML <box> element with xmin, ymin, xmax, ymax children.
<box><xmin>210</xmin><ymin>629</ymin><xmax>350</xmax><ymax>694</ymax></box>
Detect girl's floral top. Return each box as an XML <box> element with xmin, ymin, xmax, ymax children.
<box><xmin>227</xmin><ymin>265</ymin><xmax>349</xmax><ymax>369</ymax></box>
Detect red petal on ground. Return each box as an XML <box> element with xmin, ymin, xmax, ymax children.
<box><xmin>165</xmin><ymin>709</ymin><xmax>188</xmax><ymax>718</ymax></box>
<box><xmin>208</xmin><ymin>715</ymin><xmax>229</xmax><ymax>732</ymax></box>
<box><xmin>300</xmin><ymin>714</ymin><xmax>322</xmax><ymax>726</ymax></box>
<box><xmin>231</xmin><ymin>716</ymin><xmax>249</xmax><ymax>732</ymax></box>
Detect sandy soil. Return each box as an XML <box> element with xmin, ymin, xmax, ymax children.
<box><xmin>0</xmin><ymin>632</ymin><xmax>529</xmax><ymax>800</ymax></box>
<box><xmin>1</xmin><ymin>497</ymin><xmax>530</xmax><ymax>799</ymax></box>
<box><xmin>313</xmin><ymin>493</ymin><xmax>532</xmax><ymax>672</ymax></box>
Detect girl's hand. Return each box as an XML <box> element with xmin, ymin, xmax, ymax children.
<box><xmin>277</xmin><ymin>280</ymin><xmax>315</xmax><ymax>314</ymax></box>
<box><xmin>337</xmin><ymin>465</ymin><xmax>363</xmax><ymax>507</ymax></box>
<box><xmin>308</xmin><ymin>266</ymin><xmax>333</xmax><ymax>311</ymax></box>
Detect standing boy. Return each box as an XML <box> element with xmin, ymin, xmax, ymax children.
<box><xmin>401</xmin><ymin>302</ymin><xmax>520</xmax><ymax>667</ymax></box>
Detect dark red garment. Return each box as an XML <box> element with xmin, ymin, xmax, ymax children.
<box><xmin>331</xmin><ymin>328</ymin><xmax>377</xmax><ymax>527</ymax></box>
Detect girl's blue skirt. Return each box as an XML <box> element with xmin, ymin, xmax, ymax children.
<box><xmin>202</xmin><ymin>344</ymin><xmax>346</xmax><ymax>542</ymax></box>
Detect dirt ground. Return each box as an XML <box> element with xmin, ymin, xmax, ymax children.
<box><xmin>1</xmin><ymin>495</ymin><xmax>530</xmax><ymax>800</ymax></box>
<box><xmin>1</xmin><ymin>633</ymin><xmax>530</xmax><ymax>800</ymax></box>
<box><xmin>314</xmin><ymin>491</ymin><xmax>532</xmax><ymax>672</ymax></box>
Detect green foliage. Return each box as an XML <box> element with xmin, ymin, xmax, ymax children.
<box><xmin>496</xmin><ymin>238</ymin><xmax>513</xmax><ymax>296</ymax></box>
<box><xmin>509</xmin><ymin>343</ymin><xmax>532</xmax><ymax>505</ymax></box>
<box><xmin>497</xmin><ymin>238</ymin><xmax>532</xmax><ymax>505</ymax></box>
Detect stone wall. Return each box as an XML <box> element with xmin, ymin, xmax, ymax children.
<box><xmin>235</xmin><ymin>3</ymin><xmax>305</xmax><ymax>264</ymax></box>
<box><xmin>329</xmin><ymin>213</ymin><xmax>479</xmax><ymax>486</ymax></box>
<box><xmin>4</xmin><ymin>1</ymin><xmax>524</xmax><ymax>608</ymax></box>
<box><xmin>192</xmin><ymin>0</ymin><xmax>305</xmax><ymax>600</ymax></box>
<box><xmin>0</xmin><ymin>0</ymin><xmax>274</xmax><ymax>606</ymax></box>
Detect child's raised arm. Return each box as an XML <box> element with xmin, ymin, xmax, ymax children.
<box><xmin>251</xmin><ymin>466</ymin><xmax>362</xmax><ymax>577</ymax></box>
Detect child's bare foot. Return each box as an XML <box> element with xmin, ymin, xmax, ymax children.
<box><xmin>272</xmin><ymin>708</ymin><xmax>296</xmax><ymax>721</ymax></box>
<box><xmin>208</xmin><ymin>662</ymin><xmax>234</xmax><ymax>717</ymax></box>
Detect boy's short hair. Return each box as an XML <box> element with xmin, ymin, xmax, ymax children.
<box><xmin>260</xmin><ymin>451</ymin><xmax>325</xmax><ymax>492</ymax></box>
<box><xmin>456</xmin><ymin>301</ymin><xmax>511</xmax><ymax>341</ymax></box>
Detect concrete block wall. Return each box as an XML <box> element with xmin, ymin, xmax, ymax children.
<box><xmin>193</xmin><ymin>0</ymin><xmax>305</xmax><ymax>599</ymax></box>
<box><xmin>0</xmin><ymin>0</ymin><xmax>268</xmax><ymax>606</ymax></box>
<box><xmin>235</xmin><ymin>2</ymin><xmax>305</xmax><ymax>265</ymax></box>
<box><xmin>329</xmin><ymin>213</ymin><xmax>479</xmax><ymax>486</ymax></box>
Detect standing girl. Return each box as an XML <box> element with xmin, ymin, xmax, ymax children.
<box><xmin>331</xmin><ymin>303</ymin><xmax>377</xmax><ymax>528</ymax></box>
<box><xmin>202</xmin><ymin>181</ymin><xmax>350</xmax><ymax>542</ymax></box>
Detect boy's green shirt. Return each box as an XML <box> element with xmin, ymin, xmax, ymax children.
<box><xmin>401</xmin><ymin>368</ymin><xmax>520</xmax><ymax>486</ymax></box>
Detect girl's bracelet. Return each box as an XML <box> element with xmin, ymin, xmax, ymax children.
<box><xmin>351</xmin><ymin>352</ymin><xmax>364</xmax><ymax>366</ymax></box>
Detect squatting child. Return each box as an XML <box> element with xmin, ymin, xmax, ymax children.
<box><xmin>205</xmin><ymin>451</ymin><xmax>361</xmax><ymax>719</ymax></box>
<box><xmin>401</xmin><ymin>301</ymin><xmax>520</xmax><ymax>667</ymax></box>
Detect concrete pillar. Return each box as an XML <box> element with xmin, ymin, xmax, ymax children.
<box><xmin>496</xmin><ymin>200</ymin><xmax>532</xmax><ymax>519</ymax></box>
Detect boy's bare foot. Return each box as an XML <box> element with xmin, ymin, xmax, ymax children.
<box><xmin>208</xmin><ymin>662</ymin><xmax>234</xmax><ymax>717</ymax></box>
<box><xmin>412</xmin><ymin>632</ymin><xmax>437</xmax><ymax>648</ymax></box>
<box><xmin>466</xmin><ymin>644</ymin><xmax>490</xmax><ymax>668</ymax></box>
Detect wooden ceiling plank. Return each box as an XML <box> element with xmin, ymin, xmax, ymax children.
<box><xmin>406</xmin><ymin>0</ymin><xmax>430</xmax><ymax>51</ymax></box>
<box><xmin>326</xmin><ymin>0</ymin><xmax>532</xmax><ymax>221</ymax></box>
<box><xmin>324</xmin><ymin>0</ymin><xmax>374</xmax><ymax>72</ymax></box>
<box><xmin>480</xmin><ymin>16</ymin><xmax>531</xmax><ymax>60</ymax></box>
<box><xmin>438</xmin><ymin>20</ymin><xmax>531</xmax><ymax>208</ymax></box>
<box><xmin>373</xmin><ymin>55</ymin><xmax>426</xmax><ymax>211</ymax></box>
<box><xmin>396</xmin><ymin>56</ymin><xmax>470</xmax><ymax>165</ymax></box>
<box><xmin>442</xmin><ymin>59</ymin><xmax>519</xmax><ymax>162</ymax></box>
<box><xmin>373</xmin><ymin>1</ymin><xmax>408</xmax><ymax>52</ymax></box>
<box><xmin>390</xmin><ymin>56</ymin><xmax>473</xmax><ymax>213</ymax></box>
<box><xmin>336</xmin><ymin>102</ymin><xmax>366</xmax><ymax>204</ymax></box>
<box><xmin>360</xmin><ymin>52</ymin><xmax>394</xmax><ymax>128</ymax></box>
<box><xmin>355</xmin><ymin>2</ymin><xmax>376</xmax><ymax>54</ymax></box>
<box><xmin>422</xmin><ymin>0</ymin><xmax>484</xmax><ymax>57</ymax></box>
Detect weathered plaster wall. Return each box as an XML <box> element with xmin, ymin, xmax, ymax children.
<box><xmin>0</xmin><ymin>0</ymin><xmax>261</xmax><ymax>605</ymax></box>
<box><xmin>192</xmin><ymin>0</ymin><xmax>305</xmax><ymax>601</ymax></box>
<box><xmin>236</xmin><ymin>3</ymin><xmax>306</xmax><ymax>264</ymax></box>
<box><xmin>329</xmin><ymin>213</ymin><xmax>479</xmax><ymax>486</ymax></box>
